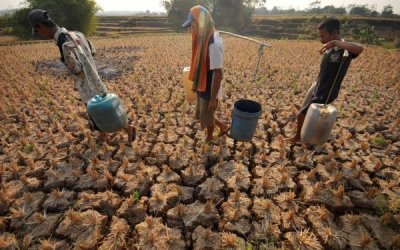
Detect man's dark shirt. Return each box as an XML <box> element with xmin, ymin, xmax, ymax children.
<box><xmin>314</xmin><ymin>47</ymin><xmax>358</xmax><ymax>102</ymax></box>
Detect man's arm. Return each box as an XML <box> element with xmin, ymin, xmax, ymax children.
<box><xmin>209</xmin><ymin>68</ymin><xmax>223</xmax><ymax>111</ymax></box>
<box><xmin>320</xmin><ymin>40</ymin><xmax>364</xmax><ymax>56</ymax></box>
<box><xmin>62</xmin><ymin>42</ymin><xmax>82</xmax><ymax>75</ymax></box>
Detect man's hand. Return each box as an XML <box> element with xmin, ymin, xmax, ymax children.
<box><xmin>208</xmin><ymin>99</ymin><xmax>217</xmax><ymax>112</ymax></box>
<box><xmin>319</xmin><ymin>40</ymin><xmax>337</xmax><ymax>55</ymax></box>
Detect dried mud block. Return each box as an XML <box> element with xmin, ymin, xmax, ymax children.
<box><xmin>44</xmin><ymin>162</ymin><xmax>80</xmax><ymax>190</ymax></box>
<box><xmin>0</xmin><ymin>191</ymin><xmax>12</xmax><ymax>214</ymax></box>
<box><xmin>347</xmin><ymin>190</ymin><xmax>374</xmax><ymax>210</ymax></box>
<box><xmin>151</xmin><ymin>183</ymin><xmax>193</xmax><ymax>207</ymax></box>
<box><xmin>99</xmin><ymin>216</ymin><xmax>130</xmax><ymax>250</ymax></box>
<box><xmin>0</xmin><ymin>233</ymin><xmax>19</xmax><ymax>250</ymax></box>
<box><xmin>169</xmin><ymin>148</ymin><xmax>194</xmax><ymax>171</ymax></box>
<box><xmin>220</xmin><ymin>217</ymin><xmax>251</xmax><ymax>235</ymax></box>
<box><xmin>75</xmin><ymin>190</ymin><xmax>123</xmax><ymax>217</ymax></box>
<box><xmin>181</xmin><ymin>164</ymin><xmax>207</xmax><ymax>187</ymax></box>
<box><xmin>114</xmin><ymin>165</ymin><xmax>155</xmax><ymax>197</ymax></box>
<box><xmin>281</xmin><ymin>210</ymin><xmax>307</xmax><ymax>231</ymax></box>
<box><xmin>113</xmin><ymin>144</ymin><xmax>140</xmax><ymax>163</ymax></box>
<box><xmin>25</xmin><ymin>160</ymin><xmax>47</xmax><ymax>179</ymax></box>
<box><xmin>167</xmin><ymin>204</ymin><xmax>187</xmax><ymax>228</ymax></box>
<box><xmin>361</xmin><ymin>214</ymin><xmax>398</xmax><ymax>250</ymax></box>
<box><xmin>74</xmin><ymin>169</ymin><xmax>110</xmax><ymax>192</ymax></box>
<box><xmin>31</xmin><ymin>239</ymin><xmax>71</xmax><ymax>250</ymax></box>
<box><xmin>274</xmin><ymin>191</ymin><xmax>300</xmax><ymax>211</ymax></box>
<box><xmin>117</xmin><ymin>196</ymin><xmax>148</xmax><ymax>226</ymax></box>
<box><xmin>220</xmin><ymin>190</ymin><xmax>252</xmax><ymax>234</ymax></box>
<box><xmin>305</xmin><ymin>206</ymin><xmax>346</xmax><ymax>249</ymax></box>
<box><xmin>134</xmin><ymin>216</ymin><xmax>186</xmax><ymax>249</ymax></box>
<box><xmin>226</xmin><ymin>165</ymin><xmax>251</xmax><ymax>192</ymax></box>
<box><xmin>56</xmin><ymin>209</ymin><xmax>108</xmax><ymax>248</ymax></box>
<box><xmin>211</xmin><ymin>160</ymin><xmax>236</xmax><ymax>183</ymax></box>
<box><xmin>284</xmin><ymin>229</ymin><xmax>323</xmax><ymax>250</ymax></box>
<box><xmin>197</xmin><ymin>177</ymin><xmax>225</xmax><ymax>202</ymax></box>
<box><xmin>24</xmin><ymin>213</ymin><xmax>62</xmax><ymax>239</ymax></box>
<box><xmin>43</xmin><ymin>189</ymin><xmax>76</xmax><ymax>212</ymax></box>
<box><xmin>220</xmin><ymin>232</ymin><xmax>246</xmax><ymax>250</ymax></box>
<box><xmin>148</xmin><ymin>192</ymin><xmax>169</xmax><ymax>215</ymax></box>
<box><xmin>252</xmin><ymin>198</ymin><xmax>281</xmax><ymax>224</ymax></box>
<box><xmin>183</xmin><ymin>200</ymin><xmax>220</xmax><ymax>230</ymax></box>
<box><xmin>298</xmin><ymin>176</ymin><xmax>353</xmax><ymax>211</ymax></box>
<box><xmin>337</xmin><ymin>214</ymin><xmax>379</xmax><ymax>250</ymax></box>
<box><xmin>9</xmin><ymin>192</ymin><xmax>45</xmax><ymax>231</ymax></box>
<box><xmin>156</xmin><ymin>165</ymin><xmax>181</xmax><ymax>184</ymax></box>
<box><xmin>192</xmin><ymin>226</ymin><xmax>221</xmax><ymax>250</ymax></box>
<box><xmin>249</xmin><ymin>221</ymin><xmax>281</xmax><ymax>245</ymax></box>
<box><xmin>2</xmin><ymin>180</ymin><xmax>24</xmax><ymax>200</ymax></box>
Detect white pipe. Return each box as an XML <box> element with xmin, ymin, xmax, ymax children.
<box><xmin>218</xmin><ymin>31</ymin><xmax>271</xmax><ymax>47</ymax></box>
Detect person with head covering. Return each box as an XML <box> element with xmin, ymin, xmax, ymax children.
<box><xmin>27</xmin><ymin>9</ymin><xmax>135</xmax><ymax>143</ymax></box>
<box><xmin>182</xmin><ymin>5</ymin><xmax>229</xmax><ymax>144</ymax></box>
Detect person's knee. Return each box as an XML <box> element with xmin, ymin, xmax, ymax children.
<box><xmin>297</xmin><ymin>111</ymin><xmax>306</xmax><ymax>119</ymax></box>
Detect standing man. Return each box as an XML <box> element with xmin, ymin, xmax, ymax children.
<box><xmin>182</xmin><ymin>5</ymin><xmax>229</xmax><ymax>144</ymax></box>
<box><xmin>27</xmin><ymin>9</ymin><xmax>135</xmax><ymax>143</ymax></box>
<box><xmin>288</xmin><ymin>17</ymin><xmax>364</xmax><ymax>144</ymax></box>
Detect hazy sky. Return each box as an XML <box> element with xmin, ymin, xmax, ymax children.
<box><xmin>0</xmin><ymin>0</ymin><xmax>399</xmax><ymax>13</ymax></box>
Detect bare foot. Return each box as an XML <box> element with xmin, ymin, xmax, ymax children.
<box><xmin>98</xmin><ymin>131</ymin><xmax>110</xmax><ymax>141</ymax></box>
<box><xmin>217</xmin><ymin>124</ymin><xmax>230</xmax><ymax>136</ymax></box>
<box><xmin>286</xmin><ymin>135</ymin><xmax>301</xmax><ymax>145</ymax></box>
<box><xmin>126</xmin><ymin>125</ymin><xmax>136</xmax><ymax>143</ymax></box>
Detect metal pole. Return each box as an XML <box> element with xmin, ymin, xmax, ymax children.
<box><xmin>219</xmin><ymin>30</ymin><xmax>271</xmax><ymax>47</ymax></box>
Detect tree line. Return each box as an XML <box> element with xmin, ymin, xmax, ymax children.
<box><xmin>254</xmin><ymin>4</ymin><xmax>398</xmax><ymax>18</ymax></box>
<box><xmin>0</xmin><ymin>0</ymin><xmax>398</xmax><ymax>40</ymax></box>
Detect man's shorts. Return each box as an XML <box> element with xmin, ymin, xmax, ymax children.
<box><xmin>195</xmin><ymin>96</ymin><xmax>216</xmax><ymax>129</ymax></box>
<box><xmin>300</xmin><ymin>82</ymin><xmax>334</xmax><ymax>114</ymax></box>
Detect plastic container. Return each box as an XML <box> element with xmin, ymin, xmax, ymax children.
<box><xmin>301</xmin><ymin>103</ymin><xmax>337</xmax><ymax>145</ymax></box>
<box><xmin>182</xmin><ymin>67</ymin><xmax>197</xmax><ymax>103</ymax></box>
<box><xmin>230</xmin><ymin>99</ymin><xmax>262</xmax><ymax>141</ymax></box>
<box><xmin>87</xmin><ymin>93</ymin><xmax>128</xmax><ymax>132</ymax></box>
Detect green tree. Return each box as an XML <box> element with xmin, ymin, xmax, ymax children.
<box><xmin>162</xmin><ymin>0</ymin><xmax>265</xmax><ymax>32</ymax></box>
<box><xmin>381</xmin><ymin>5</ymin><xmax>394</xmax><ymax>17</ymax></box>
<box><xmin>353</xmin><ymin>25</ymin><xmax>381</xmax><ymax>45</ymax></box>
<box><xmin>349</xmin><ymin>5</ymin><xmax>371</xmax><ymax>16</ymax></box>
<box><xmin>320</xmin><ymin>5</ymin><xmax>347</xmax><ymax>15</ymax></box>
<box><xmin>9</xmin><ymin>0</ymin><xmax>100</xmax><ymax>39</ymax></box>
<box><xmin>162</xmin><ymin>0</ymin><xmax>215</xmax><ymax>30</ymax></box>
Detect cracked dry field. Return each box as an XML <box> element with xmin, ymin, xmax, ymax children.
<box><xmin>0</xmin><ymin>34</ymin><xmax>399</xmax><ymax>249</ymax></box>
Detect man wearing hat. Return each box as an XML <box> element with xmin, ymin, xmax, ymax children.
<box><xmin>27</xmin><ymin>9</ymin><xmax>135</xmax><ymax>143</ymax></box>
<box><xmin>183</xmin><ymin>5</ymin><xmax>229</xmax><ymax>144</ymax></box>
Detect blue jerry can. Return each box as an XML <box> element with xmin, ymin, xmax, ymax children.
<box><xmin>87</xmin><ymin>93</ymin><xmax>128</xmax><ymax>132</ymax></box>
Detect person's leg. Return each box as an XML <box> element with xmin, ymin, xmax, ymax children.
<box><xmin>303</xmin><ymin>82</ymin><xmax>316</xmax><ymax>107</ymax></box>
<box><xmin>206</xmin><ymin>124</ymin><xmax>215</xmax><ymax>142</ymax></box>
<box><xmin>215</xmin><ymin>118</ymin><xmax>229</xmax><ymax>135</ymax></box>
<box><xmin>124</xmin><ymin>123</ymin><xmax>136</xmax><ymax>143</ymax></box>
<box><xmin>287</xmin><ymin>83</ymin><xmax>315</xmax><ymax>144</ymax></box>
<box><xmin>195</xmin><ymin>95</ymin><xmax>200</xmax><ymax>121</ymax></box>
<box><xmin>98</xmin><ymin>131</ymin><xmax>109</xmax><ymax>141</ymax></box>
<box><xmin>200</xmin><ymin>98</ymin><xmax>215</xmax><ymax>143</ymax></box>
<box><xmin>89</xmin><ymin>114</ymin><xmax>110</xmax><ymax>141</ymax></box>
<box><xmin>289</xmin><ymin>112</ymin><xmax>306</xmax><ymax>144</ymax></box>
